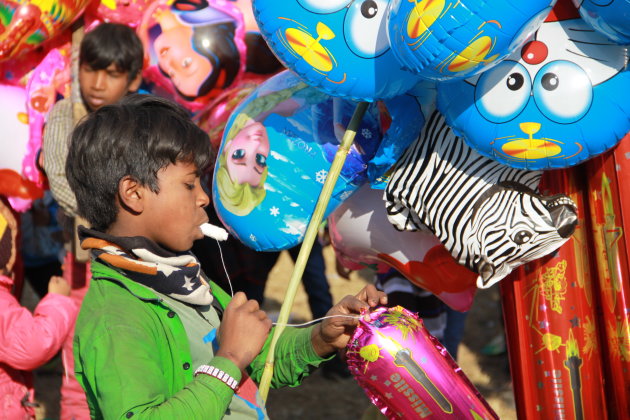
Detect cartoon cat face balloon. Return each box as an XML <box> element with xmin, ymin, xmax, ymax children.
<box><xmin>252</xmin><ymin>0</ymin><xmax>422</xmax><ymax>101</ymax></box>
<box><xmin>438</xmin><ymin>1</ymin><xmax>630</xmax><ymax>170</ymax></box>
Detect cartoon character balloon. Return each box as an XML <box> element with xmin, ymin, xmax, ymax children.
<box><xmin>212</xmin><ymin>70</ymin><xmax>424</xmax><ymax>251</ymax></box>
<box><xmin>24</xmin><ymin>45</ymin><xmax>71</xmax><ymax>188</ymax></box>
<box><xmin>0</xmin><ymin>0</ymin><xmax>91</xmax><ymax>61</ymax></box>
<box><xmin>572</xmin><ymin>0</ymin><xmax>630</xmax><ymax>44</ymax></box>
<box><xmin>328</xmin><ymin>184</ymin><xmax>477</xmax><ymax>312</ymax></box>
<box><xmin>252</xmin><ymin>0</ymin><xmax>423</xmax><ymax>101</ymax></box>
<box><xmin>84</xmin><ymin>0</ymin><xmax>157</xmax><ymax>28</ymax></box>
<box><xmin>387</xmin><ymin>0</ymin><xmax>555</xmax><ymax>80</ymax></box>
<box><xmin>0</xmin><ymin>83</ymin><xmax>44</xmax><ymax>209</ymax></box>
<box><xmin>438</xmin><ymin>1</ymin><xmax>630</xmax><ymax>170</ymax></box>
<box><xmin>138</xmin><ymin>0</ymin><xmax>247</xmax><ymax>111</ymax></box>
<box><xmin>347</xmin><ymin>306</ymin><xmax>498</xmax><ymax>419</ymax></box>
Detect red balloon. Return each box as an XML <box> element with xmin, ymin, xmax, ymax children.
<box><xmin>0</xmin><ymin>169</ymin><xmax>44</xmax><ymax>200</ymax></box>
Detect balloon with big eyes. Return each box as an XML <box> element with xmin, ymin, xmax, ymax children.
<box><xmin>438</xmin><ymin>1</ymin><xmax>630</xmax><ymax>170</ymax></box>
<box><xmin>387</xmin><ymin>0</ymin><xmax>557</xmax><ymax>81</ymax></box>
<box><xmin>251</xmin><ymin>0</ymin><xmax>423</xmax><ymax>101</ymax></box>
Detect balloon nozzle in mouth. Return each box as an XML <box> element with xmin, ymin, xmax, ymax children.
<box><xmin>200</xmin><ymin>223</ymin><xmax>229</xmax><ymax>241</ymax></box>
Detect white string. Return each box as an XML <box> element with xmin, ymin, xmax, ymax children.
<box><xmin>215</xmin><ymin>239</ymin><xmax>234</xmax><ymax>298</ymax></box>
<box><xmin>273</xmin><ymin>314</ymin><xmax>363</xmax><ymax>327</ymax></box>
<box><xmin>213</xmin><ymin>240</ymin><xmax>362</xmax><ymax>328</ymax></box>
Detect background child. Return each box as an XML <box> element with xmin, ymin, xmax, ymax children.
<box><xmin>0</xmin><ymin>197</ymin><xmax>78</xmax><ymax>419</ymax></box>
<box><xmin>41</xmin><ymin>22</ymin><xmax>144</xmax><ymax>420</ymax></box>
<box><xmin>66</xmin><ymin>94</ymin><xmax>386</xmax><ymax>418</ymax></box>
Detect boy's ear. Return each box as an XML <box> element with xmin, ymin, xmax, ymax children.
<box><xmin>127</xmin><ymin>72</ymin><xmax>143</xmax><ymax>93</ymax></box>
<box><xmin>118</xmin><ymin>176</ymin><xmax>145</xmax><ymax>214</ymax></box>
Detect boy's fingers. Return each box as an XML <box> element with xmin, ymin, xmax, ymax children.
<box><xmin>355</xmin><ymin>284</ymin><xmax>387</xmax><ymax>307</ymax></box>
<box><xmin>230</xmin><ymin>292</ymin><xmax>247</xmax><ymax>306</ymax></box>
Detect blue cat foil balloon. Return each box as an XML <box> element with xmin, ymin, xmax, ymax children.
<box><xmin>387</xmin><ymin>0</ymin><xmax>556</xmax><ymax>81</ymax></box>
<box><xmin>573</xmin><ymin>0</ymin><xmax>630</xmax><ymax>45</ymax></box>
<box><xmin>437</xmin><ymin>3</ymin><xmax>630</xmax><ymax>170</ymax></box>
<box><xmin>212</xmin><ymin>70</ymin><xmax>424</xmax><ymax>251</ymax></box>
<box><xmin>251</xmin><ymin>0</ymin><xmax>422</xmax><ymax>101</ymax></box>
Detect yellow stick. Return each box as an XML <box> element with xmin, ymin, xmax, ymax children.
<box><xmin>258</xmin><ymin>101</ymin><xmax>369</xmax><ymax>401</ymax></box>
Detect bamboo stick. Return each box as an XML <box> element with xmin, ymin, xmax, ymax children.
<box><xmin>258</xmin><ymin>101</ymin><xmax>369</xmax><ymax>401</ymax></box>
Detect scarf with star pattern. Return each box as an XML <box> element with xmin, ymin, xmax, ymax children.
<box><xmin>78</xmin><ymin>226</ymin><xmax>213</xmax><ymax>305</ymax></box>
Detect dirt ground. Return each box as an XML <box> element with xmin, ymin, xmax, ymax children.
<box><xmin>28</xmin><ymin>246</ymin><xmax>516</xmax><ymax>419</ymax></box>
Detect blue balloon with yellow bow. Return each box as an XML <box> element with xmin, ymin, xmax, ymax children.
<box><xmin>387</xmin><ymin>0</ymin><xmax>556</xmax><ymax>81</ymax></box>
<box><xmin>251</xmin><ymin>0</ymin><xmax>423</xmax><ymax>101</ymax></box>
<box><xmin>437</xmin><ymin>12</ymin><xmax>630</xmax><ymax>170</ymax></box>
<box><xmin>212</xmin><ymin>70</ymin><xmax>425</xmax><ymax>251</ymax></box>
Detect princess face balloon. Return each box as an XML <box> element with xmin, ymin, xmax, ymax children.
<box><xmin>252</xmin><ymin>0</ymin><xmax>422</xmax><ymax>101</ymax></box>
<box><xmin>138</xmin><ymin>0</ymin><xmax>246</xmax><ymax>111</ymax></box>
<box><xmin>438</xmin><ymin>2</ymin><xmax>630</xmax><ymax>170</ymax></box>
<box><xmin>212</xmin><ymin>70</ymin><xmax>424</xmax><ymax>251</ymax></box>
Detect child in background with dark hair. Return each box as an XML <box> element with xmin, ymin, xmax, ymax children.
<box><xmin>66</xmin><ymin>94</ymin><xmax>386</xmax><ymax>419</ymax></box>
<box><xmin>0</xmin><ymin>198</ymin><xmax>77</xmax><ymax>419</ymax></box>
<box><xmin>42</xmin><ymin>22</ymin><xmax>144</xmax><ymax>420</ymax></box>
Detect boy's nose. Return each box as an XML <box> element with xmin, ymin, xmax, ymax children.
<box><xmin>198</xmin><ymin>188</ymin><xmax>210</xmax><ymax>208</ymax></box>
<box><xmin>94</xmin><ymin>71</ymin><xmax>106</xmax><ymax>90</ymax></box>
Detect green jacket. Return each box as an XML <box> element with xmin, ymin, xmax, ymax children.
<box><xmin>74</xmin><ymin>261</ymin><xmax>328</xmax><ymax>419</ymax></box>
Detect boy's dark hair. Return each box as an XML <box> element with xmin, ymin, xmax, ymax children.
<box><xmin>66</xmin><ymin>94</ymin><xmax>214</xmax><ymax>232</ymax></box>
<box><xmin>80</xmin><ymin>23</ymin><xmax>144</xmax><ymax>82</ymax></box>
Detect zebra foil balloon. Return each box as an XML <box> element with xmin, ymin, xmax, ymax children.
<box><xmin>387</xmin><ymin>0</ymin><xmax>555</xmax><ymax>81</ymax></box>
<box><xmin>572</xmin><ymin>0</ymin><xmax>630</xmax><ymax>44</ymax></box>
<box><xmin>251</xmin><ymin>0</ymin><xmax>422</xmax><ymax>101</ymax></box>
<box><xmin>328</xmin><ymin>184</ymin><xmax>477</xmax><ymax>312</ymax></box>
<box><xmin>347</xmin><ymin>306</ymin><xmax>498</xmax><ymax>419</ymax></box>
<box><xmin>212</xmin><ymin>70</ymin><xmax>424</xmax><ymax>251</ymax></box>
<box><xmin>385</xmin><ymin>111</ymin><xmax>578</xmax><ymax>288</ymax></box>
<box><xmin>438</xmin><ymin>1</ymin><xmax>630</xmax><ymax>170</ymax></box>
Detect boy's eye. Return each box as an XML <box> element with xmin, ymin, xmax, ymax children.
<box><xmin>255</xmin><ymin>153</ymin><xmax>267</xmax><ymax>167</ymax></box>
<box><xmin>185</xmin><ymin>183</ymin><xmax>195</xmax><ymax>190</ymax></box>
<box><xmin>232</xmin><ymin>149</ymin><xmax>245</xmax><ymax>160</ymax></box>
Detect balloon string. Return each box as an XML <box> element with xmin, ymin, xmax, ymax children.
<box><xmin>214</xmin><ymin>240</ymin><xmax>363</xmax><ymax>328</ymax></box>
<box><xmin>215</xmin><ymin>239</ymin><xmax>234</xmax><ymax>298</ymax></box>
<box><xmin>273</xmin><ymin>314</ymin><xmax>363</xmax><ymax>328</ymax></box>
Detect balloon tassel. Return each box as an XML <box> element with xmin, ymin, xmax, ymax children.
<box><xmin>258</xmin><ymin>101</ymin><xmax>369</xmax><ymax>401</ymax></box>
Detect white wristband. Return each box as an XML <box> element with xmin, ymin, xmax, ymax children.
<box><xmin>194</xmin><ymin>364</ymin><xmax>239</xmax><ymax>391</ymax></box>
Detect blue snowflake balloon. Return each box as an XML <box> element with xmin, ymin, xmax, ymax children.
<box><xmin>437</xmin><ymin>8</ymin><xmax>630</xmax><ymax>170</ymax></box>
<box><xmin>251</xmin><ymin>0</ymin><xmax>423</xmax><ymax>101</ymax></box>
<box><xmin>212</xmin><ymin>70</ymin><xmax>424</xmax><ymax>251</ymax></box>
<box><xmin>387</xmin><ymin>0</ymin><xmax>556</xmax><ymax>81</ymax></box>
<box><xmin>573</xmin><ymin>0</ymin><xmax>630</xmax><ymax>44</ymax></box>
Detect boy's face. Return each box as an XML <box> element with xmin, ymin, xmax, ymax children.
<box><xmin>79</xmin><ymin>63</ymin><xmax>141</xmax><ymax>111</ymax></box>
<box><xmin>141</xmin><ymin>161</ymin><xmax>210</xmax><ymax>252</ymax></box>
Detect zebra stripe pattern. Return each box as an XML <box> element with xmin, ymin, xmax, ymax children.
<box><xmin>385</xmin><ymin>111</ymin><xmax>576</xmax><ymax>288</ymax></box>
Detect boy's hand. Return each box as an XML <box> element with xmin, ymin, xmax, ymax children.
<box><xmin>48</xmin><ymin>276</ymin><xmax>71</xmax><ymax>296</ymax></box>
<box><xmin>217</xmin><ymin>292</ymin><xmax>272</xmax><ymax>371</ymax></box>
<box><xmin>312</xmin><ymin>285</ymin><xmax>387</xmax><ymax>357</ymax></box>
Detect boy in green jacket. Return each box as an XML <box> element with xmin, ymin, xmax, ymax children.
<box><xmin>65</xmin><ymin>94</ymin><xmax>386</xmax><ymax>419</ymax></box>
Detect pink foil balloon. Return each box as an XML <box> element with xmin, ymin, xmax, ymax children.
<box><xmin>328</xmin><ymin>185</ymin><xmax>477</xmax><ymax>312</ymax></box>
<box><xmin>347</xmin><ymin>306</ymin><xmax>498</xmax><ymax>419</ymax></box>
<box><xmin>24</xmin><ymin>45</ymin><xmax>71</xmax><ymax>188</ymax></box>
